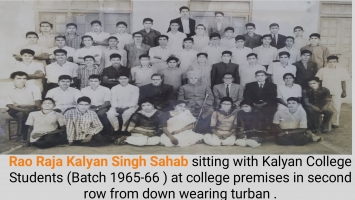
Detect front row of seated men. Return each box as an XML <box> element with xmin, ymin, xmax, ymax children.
<box><xmin>6</xmin><ymin>68</ymin><xmax>331</xmax><ymax>149</ymax></box>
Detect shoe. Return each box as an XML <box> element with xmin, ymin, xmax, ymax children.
<box><xmin>235</xmin><ymin>139</ymin><xmax>247</xmax><ymax>147</ymax></box>
<box><xmin>332</xmin><ymin>125</ymin><xmax>340</xmax><ymax>129</ymax></box>
<box><xmin>246</xmin><ymin>139</ymin><xmax>261</xmax><ymax>147</ymax></box>
<box><xmin>114</xmin><ymin>136</ymin><xmax>127</xmax><ymax>145</ymax></box>
<box><xmin>306</xmin><ymin>130</ymin><xmax>323</xmax><ymax>142</ymax></box>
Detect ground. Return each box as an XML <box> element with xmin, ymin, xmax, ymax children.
<box><xmin>0</xmin><ymin>104</ymin><xmax>352</xmax><ymax>155</ymax></box>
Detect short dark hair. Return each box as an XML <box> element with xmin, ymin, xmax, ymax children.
<box><xmin>195</xmin><ymin>24</ymin><xmax>206</xmax><ymax>30</ymax></box>
<box><xmin>58</xmin><ymin>75</ymin><xmax>72</xmax><ymax>82</ymax></box>
<box><xmin>89</xmin><ymin>74</ymin><xmax>101</xmax><ymax>81</ymax></box>
<box><xmin>221</xmin><ymin>50</ymin><xmax>232</xmax><ymax>56</ymax></box>
<box><xmin>118</xmin><ymin>72</ymin><xmax>130</xmax><ymax>78</ymax></box>
<box><xmin>215</xmin><ymin>11</ymin><xmax>224</xmax><ymax>16</ymax></box>
<box><xmin>40</xmin><ymin>21</ymin><xmax>53</xmax><ymax>28</ymax></box>
<box><xmin>269</xmin><ymin>23</ymin><xmax>279</xmax><ymax>28</ymax></box>
<box><xmin>66</xmin><ymin>23</ymin><xmax>78</xmax><ymax>29</ymax></box>
<box><xmin>209</xmin><ymin>33</ymin><xmax>221</xmax><ymax>40</ymax></box>
<box><xmin>81</xmin><ymin>35</ymin><xmax>94</xmax><ymax>41</ymax></box>
<box><xmin>53</xmin><ymin>49</ymin><xmax>68</xmax><ymax>56</ymax></box>
<box><xmin>90</xmin><ymin>20</ymin><xmax>102</xmax><ymax>26</ymax></box>
<box><xmin>246</xmin><ymin>53</ymin><xmax>257</xmax><ymax>58</ymax></box>
<box><xmin>223</xmin><ymin>72</ymin><xmax>234</xmax><ymax>78</ymax></box>
<box><xmin>285</xmin><ymin>36</ymin><xmax>295</xmax><ymax>42</ymax></box>
<box><xmin>235</xmin><ymin>35</ymin><xmax>245</xmax><ymax>41</ymax></box>
<box><xmin>132</xmin><ymin>31</ymin><xmax>143</xmax><ymax>37</ymax></box>
<box><xmin>110</xmin><ymin>53</ymin><xmax>121</xmax><ymax>60</ymax></box>
<box><xmin>151</xmin><ymin>73</ymin><xmax>163</xmax><ymax>79</ymax></box>
<box><xmin>55</xmin><ymin>35</ymin><xmax>66</xmax><ymax>40</ymax></box>
<box><xmin>107</xmin><ymin>36</ymin><xmax>118</xmax><ymax>41</ymax></box>
<box><xmin>183</xmin><ymin>38</ymin><xmax>194</xmax><ymax>43</ymax></box>
<box><xmin>84</xmin><ymin>55</ymin><xmax>95</xmax><ymax>61</ymax></box>
<box><xmin>77</xmin><ymin>96</ymin><xmax>91</xmax><ymax>104</ymax></box>
<box><xmin>139</xmin><ymin>98</ymin><xmax>155</xmax><ymax>106</ymax></box>
<box><xmin>172</xmin><ymin>100</ymin><xmax>187</xmax><ymax>107</ymax></box>
<box><xmin>309</xmin><ymin>33</ymin><xmax>321</xmax><ymax>39</ymax></box>
<box><xmin>20</xmin><ymin>49</ymin><xmax>35</xmax><ymax>56</ymax></box>
<box><xmin>26</xmin><ymin>31</ymin><xmax>38</xmax><ymax>38</ymax></box>
<box><xmin>139</xmin><ymin>54</ymin><xmax>150</xmax><ymax>59</ymax></box>
<box><xmin>261</xmin><ymin>34</ymin><xmax>272</xmax><ymax>40</ymax></box>
<box><xmin>307</xmin><ymin>77</ymin><xmax>321</xmax><ymax>83</ymax></box>
<box><xmin>224</xmin><ymin>27</ymin><xmax>235</xmax><ymax>32</ymax></box>
<box><xmin>293</xmin><ymin>26</ymin><xmax>303</xmax><ymax>32</ymax></box>
<box><xmin>220</xmin><ymin>97</ymin><xmax>233</xmax><ymax>105</ymax></box>
<box><xmin>301</xmin><ymin>50</ymin><xmax>312</xmax><ymax>56</ymax></box>
<box><xmin>327</xmin><ymin>55</ymin><xmax>339</xmax><ymax>62</ymax></box>
<box><xmin>42</xmin><ymin>98</ymin><xmax>55</xmax><ymax>105</ymax></box>
<box><xmin>255</xmin><ymin>70</ymin><xmax>267</xmax><ymax>76</ymax></box>
<box><xmin>179</xmin><ymin>6</ymin><xmax>189</xmax><ymax>12</ymax></box>
<box><xmin>283</xmin><ymin>73</ymin><xmax>295</xmax><ymax>80</ymax></box>
<box><xmin>170</xmin><ymin>21</ymin><xmax>180</xmax><ymax>26</ymax></box>
<box><xmin>279</xmin><ymin>51</ymin><xmax>290</xmax><ymax>58</ymax></box>
<box><xmin>167</xmin><ymin>56</ymin><xmax>179</xmax><ymax>63</ymax></box>
<box><xmin>287</xmin><ymin>97</ymin><xmax>300</xmax><ymax>104</ymax></box>
<box><xmin>116</xmin><ymin>21</ymin><xmax>128</xmax><ymax>27</ymax></box>
<box><xmin>197</xmin><ymin>52</ymin><xmax>208</xmax><ymax>58</ymax></box>
<box><xmin>10</xmin><ymin>71</ymin><xmax>28</xmax><ymax>79</ymax></box>
<box><xmin>157</xmin><ymin>35</ymin><xmax>169</xmax><ymax>40</ymax></box>
<box><xmin>143</xmin><ymin>18</ymin><xmax>153</xmax><ymax>23</ymax></box>
<box><xmin>245</xmin><ymin>23</ymin><xmax>256</xmax><ymax>28</ymax></box>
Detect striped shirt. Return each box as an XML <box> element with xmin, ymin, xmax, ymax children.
<box><xmin>77</xmin><ymin>65</ymin><xmax>103</xmax><ymax>89</ymax></box>
<box><xmin>65</xmin><ymin>33</ymin><xmax>82</xmax><ymax>50</ymax></box>
<box><xmin>64</xmin><ymin>108</ymin><xmax>103</xmax><ymax>142</ymax></box>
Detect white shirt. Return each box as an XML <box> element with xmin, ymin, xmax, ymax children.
<box><xmin>166</xmin><ymin>31</ymin><xmax>187</xmax><ymax>55</ymax></box>
<box><xmin>37</xmin><ymin>33</ymin><xmax>56</xmax><ymax>49</ymax></box>
<box><xmin>85</xmin><ymin>31</ymin><xmax>110</xmax><ymax>43</ymax></box>
<box><xmin>181</xmin><ymin>18</ymin><xmax>190</xmax><ymax>34</ymax></box>
<box><xmin>45</xmin><ymin>61</ymin><xmax>79</xmax><ymax>83</ymax></box>
<box><xmin>252</xmin><ymin>45</ymin><xmax>278</xmax><ymax>65</ymax></box>
<box><xmin>230</xmin><ymin>47</ymin><xmax>253</xmax><ymax>65</ymax></box>
<box><xmin>201</xmin><ymin>45</ymin><xmax>228</xmax><ymax>65</ymax></box>
<box><xmin>239</xmin><ymin>64</ymin><xmax>266</xmax><ymax>87</ymax></box>
<box><xmin>46</xmin><ymin>87</ymin><xmax>82</xmax><ymax>112</ymax></box>
<box><xmin>81</xmin><ymin>85</ymin><xmax>111</xmax><ymax>106</ymax></box>
<box><xmin>224</xmin><ymin>83</ymin><xmax>232</xmax><ymax>93</ymax></box>
<box><xmin>5</xmin><ymin>85</ymin><xmax>41</xmax><ymax>106</ymax></box>
<box><xmin>14</xmin><ymin>62</ymin><xmax>45</xmax><ymax>90</ymax></box>
<box><xmin>271</xmin><ymin>34</ymin><xmax>278</xmax><ymax>44</ymax></box>
<box><xmin>278</xmin><ymin>46</ymin><xmax>301</xmax><ymax>64</ymax></box>
<box><xmin>111</xmin><ymin>84</ymin><xmax>139</xmax><ymax>108</ymax></box>
<box><xmin>102</xmin><ymin>47</ymin><xmax>127</xmax><ymax>67</ymax></box>
<box><xmin>316</xmin><ymin>66</ymin><xmax>351</xmax><ymax>96</ymax></box>
<box><xmin>192</xmin><ymin>35</ymin><xmax>210</xmax><ymax>52</ymax></box>
<box><xmin>267</xmin><ymin>62</ymin><xmax>297</xmax><ymax>86</ymax></box>
<box><xmin>277</xmin><ymin>84</ymin><xmax>302</xmax><ymax>102</ymax></box>
<box><xmin>49</xmin><ymin>46</ymin><xmax>76</xmax><ymax>58</ymax></box>
<box><xmin>149</xmin><ymin>46</ymin><xmax>171</xmax><ymax>64</ymax></box>
<box><xmin>73</xmin><ymin>46</ymin><xmax>102</xmax><ymax>65</ymax></box>
<box><xmin>177</xmin><ymin>49</ymin><xmax>199</xmax><ymax>71</ymax></box>
<box><xmin>221</xmin><ymin>37</ymin><xmax>236</xmax><ymax>49</ymax></box>
<box><xmin>294</xmin><ymin>37</ymin><xmax>309</xmax><ymax>49</ymax></box>
<box><xmin>111</xmin><ymin>33</ymin><xmax>133</xmax><ymax>49</ymax></box>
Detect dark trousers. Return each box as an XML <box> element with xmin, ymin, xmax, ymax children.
<box><xmin>33</xmin><ymin>132</ymin><xmax>67</xmax><ymax>149</ymax></box>
<box><xmin>275</xmin><ymin>129</ymin><xmax>312</xmax><ymax>146</ymax></box>
<box><xmin>7</xmin><ymin>109</ymin><xmax>30</xmax><ymax>141</ymax></box>
<box><xmin>43</xmin><ymin>83</ymin><xmax>58</xmax><ymax>98</ymax></box>
<box><xmin>96</xmin><ymin>108</ymin><xmax>110</xmax><ymax>134</ymax></box>
<box><xmin>304</xmin><ymin>106</ymin><xmax>333</xmax><ymax>130</ymax></box>
<box><xmin>72</xmin><ymin>134</ymin><xmax>114</xmax><ymax>147</ymax></box>
<box><xmin>255</xmin><ymin>105</ymin><xmax>277</xmax><ymax>130</ymax></box>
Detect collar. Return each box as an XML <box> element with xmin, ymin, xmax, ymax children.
<box><xmin>261</xmin><ymin>45</ymin><xmax>271</xmax><ymax>49</ymax></box>
<box><xmin>55</xmin><ymin>61</ymin><xmax>68</xmax><ymax>66</ymax></box>
<box><xmin>108</xmin><ymin>46</ymin><xmax>119</xmax><ymax>50</ymax></box>
<box><xmin>41</xmin><ymin>110</ymin><xmax>55</xmax><ymax>115</ymax></box>
<box><xmin>224</xmin><ymin>83</ymin><xmax>232</xmax><ymax>87</ymax></box>
<box><xmin>90</xmin><ymin>86</ymin><xmax>101</xmax><ymax>91</ymax></box>
<box><xmin>285</xmin><ymin>108</ymin><xmax>301</xmax><ymax>115</ymax></box>
<box><xmin>66</xmin><ymin>33</ymin><xmax>79</xmax><ymax>37</ymax></box>
<box><xmin>258</xmin><ymin>81</ymin><xmax>265</xmax><ymax>85</ymax></box>
<box><xmin>75</xmin><ymin>108</ymin><xmax>88</xmax><ymax>115</ymax></box>
<box><xmin>158</xmin><ymin>46</ymin><xmax>168</xmax><ymax>50</ymax></box>
<box><xmin>139</xmin><ymin>65</ymin><xmax>152</xmax><ymax>68</ymax></box>
<box><xmin>39</xmin><ymin>32</ymin><xmax>55</xmax><ymax>37</ymax></box>
<box><xmin>92</xmin><ymin>31</ymin><xmax>103</xmax><ymax>35</ymax></box>
<box><xmin>12</xmin><ymin>85</ymin><xmax>27</xmax><ymax>89</ymax></box>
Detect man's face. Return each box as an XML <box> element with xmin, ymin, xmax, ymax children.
<box><xmin>327</xmin><ymin>59</ymin><xmax>338</xmax><ymax>68</ymax></box>
<box><xmin>40</xmin><ymin>23</ymin><xmax>52</xmax><ymax>32</ymax></box>
<box><xmin>189</xmin><ymin>77</ymin><xmax>199</xmax><ymax>84</ymax></box>
<box><xmin>77</xmin><ymin>102</ymin><xmax>90</xmax><ymax>113</ymax></box>
<box><xmin>308</xmin><ymin>80</ymin><xmax>319</xmax><ymax>90</ymax></box>
<box><xmin>84</xmin><ymin>58</ymin><xmax>95</xmax><ymax>66</ymax></box>
<box><xmin>195</xmin><ymin>26</ymin><xmax>205</xmax><ymax>35</ymax></box>
<box><xmin>111</xmin><ymin>57</ymin><xmax>121</xmax><ymax>66</ymax></box>
<box><xmin>158</xmin><ymin>37</ymin><xmax>168</xmax><ymax>46</ymax></box>
<box><xmin>221</xmin><ymin>54</ymin><xmax>231</xmax><ymax>63</ymax></box>
<box><xmin>133</xmin><ymin>34</ymin><xmax>143</xmax><ymax>43</ymax></box>
<box><xmin>246</xmin><ymin>26</ymin><xmax>255</xmax><ymax>35</ymax></box>
<box><xmin>66</xmin><ymin>26</ymin><xmax>77</xmax><ymax>34</ymax></box>
<box><xmin>183</xmin><ymin>40</ymin><xmax>193</xmax><ymax>49</ymax></box>
<box><xmin>174</xmin><ymin>103</ymin><xmax>186</xmax><ymax>112</ymax></box>
<box><xmin>221</xmin><ymin>101</ymin><xmax>232</xmax><ymax>111</ymax></box>
<box><xmin>223</xmin><ymin>74</ymin><xmax>234</xmax><ymax>84</ymax></box>
<box><xmin>83</xmin><ymin>37</ymin><xmax>93</xmax><ymax>46</ymax></box>
<box><xmin>21</xmin><ymin>53</ymin><xmax>34</xmax><ymax>63</ymax></box>
<box><xmin>262</xmin><ymin>37</ymin><xmax>272</xmax><ymax>45</ymax></box>
<box><xmin>108</xmin><ymin>39</ymin><xmax>118</xmax><ymax>47</ymax></box>
<box><xmin>241</xmin><ymin>105</ymin><xmax>252</xmax><ymax>112</ymax></box>
<box><xmin>141</xmin><ymin>102</ymin><xmax>154</xmax><ymax>112</ymax></box>
<box><xmin>151</xmin><ymin>75</ymin><xmax>163</xmax><ymax>86</ymax></box>
<box><xmin>210</xmin><ymin>37</ymin><xmax>220</xmax><ymax>45</ymax></box>
<box><xmin>283</xmin><ymin>75</ymin><xmax>294</xmax><ymax>85</ymax></box>
<box><xmin>215</xmin><ymin>14</ymin><xmax>224</xmax><ymax>22</ymax></box>
<box><xmin>180</xmin><ymin>9</ymin><xmax>189</xmax><ymax>18</ymax></box>
<box><xmin>140</xmin><ymin>57</ymin><xmax>150</xmax><ymax>66</ymax></box>
<box><xmin>279</xmin><ymin>55</ymin><xmax>289</xmax><ymax>64</ymax></box>
<box><xmin>255</xmin><ymin>73</ymin><xmax>266</xmax><ymax>82</ymax></box>
<box><xmin>197</xmin><ymin>55</ymin><xmax>207</xmax><ymax>63</ymax></box>
<box><xmin>247</xmin><ymin>55</ymin><xmax>257</xmax><ymax>65</ymax></box>
<box><xmin>235</xmin><ymin>39</ymin><xmax>245</xmax><ymax>48</ymax></box>
<box><xmin>294</xmin><ymin>28</ymin><xmax>303</xmax><ymax>37</ymax></box>
<box><xmin>26</xmin><ymin>35</ymin><xmax>38</xmax><ymax>44</ymax></box>
<box><xmin>118</xmin><ymin>76</ymin><xmax>129</xmax><ymax>85</ymax></box>
<box><xmin>41</xmin><ymin>100</ymin><xmax>55</xmax><ymax>110</ymax></box>
<box><xmin>285</xmin><ymin>38</ymin><xmax>294</xmax><ymax>47</ymax></box>
<box><xmin>168</xmin><ymin>60</ymin><xmax>177</xmax><ymax>68</ymax></box>
<box><xmin>287</xmin><ymin>100</ymin><xmax>299</xmax><ymax>110</ymax></box>
<box><xmin>55</xmin><ymin>38</ymin><xmax>66</xmax><ymax>47</ymax></box>
<box><xmin>270</xmin><ymin>26</ymin><xmax>279</xmax><ymax>34</ymax></box>
<box><xmin>13</xmin><ymin>75</ymin><xmax>27</xmax><ymax>87</ymax></box>
<box><xmin>224</xmin><ymin>30</ymin><xmax>234</xmax><ymax>38</ymax></box>
<box><xmin>117</xmin><ymin>24</ymin><xmax>127</xmax><ymax>33</ymax></box>
<box><xmin>58</xmin><ymin>79</ymin><xmax>71</xmax><ymax>88</ymax></box>
<box><xmin>301</xmin><ymin>53</ymin><xmax>311</xmax><ymax>62</ymax></box>
<box><xmin>91</xmin><ymin>23</ymin><xmax>101</xmax><ymax>32</ymax></box>
<box><xmin>309</xmin><ymin>36</ymin><xmax>320</xmax><ymax>46</ymax></box>
<box><xmin>54</xmin><ymin>53</ymin><xmax>67</xmax><ymax>62</ymax></box>
<box><xmin>170</xmin><ymin>23</ymin><xmax>179</xmax><ymax>31</ymax></box>
<box><xmin>89</xmin><ymin>78</ymin><xmax>100</xmax><ymax>88</ymax></box>
<box><xmin>143</xmin><ymin>21</ymin><xmax>153</xmax><ymax>29</ymax></box>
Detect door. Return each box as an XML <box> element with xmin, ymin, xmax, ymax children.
<box><xmin>104</xmin><ymin>13</ymin><xmax>131</xmax><ymax>34</ymax></box>
<box><xmin>73</xmin><ymin>13</ymin><xmax>100</xmax><ymax>35</ymax></box>
<box><xmin>38</xmin><ymin>12</ymin><xmax>68</xmax><ymax>34</ymax></box>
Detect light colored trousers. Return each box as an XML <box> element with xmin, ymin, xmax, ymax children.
<box><xmin>160</xmin><ymin>130</ymin><xmax>203</xmax><ymax>147</ymax></box>
<box><xmin>125</xmin><ymin>133</ymin><xmax>160</xmax><ymax>146</ymax></box>
<box><xmin>203</xmin><ymin>130</ymin><xmax>236</xmax><ymax>146</ymax></box>
<box><xmin>331</xmin><ymin>95</ymin><xmax>342</xmax><ymax>126</ymax></box>
<box><xmin>106</xmin><ymin>106</ymin><xmax>138</xmax><ymax>130</ymax></box>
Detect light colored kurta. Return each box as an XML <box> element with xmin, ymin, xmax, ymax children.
<box><xmin>166</xmin><ymin>31</ymin><xmax>187</xmax><ymax>55</ymax></box>
<box><xmin>191</xmin><ymin>35</ymin><xmax>210</xmax><ymax>52</ymax></box>
<box><xmin>230</xmin><ymin>47</ymin><xmax>253</xmax><ymax>66</ymax></box>
<box><xmin>45</xmin><ymin>87</ymin><xmax>82</xmax><ymax>112</ymax></box>
<box><xmin>111</xmin><ymin>33</ymin><xmax>134</xmax><ymax>50</ymax></box>
<box><xmin>14</xmin><ymin>61</ymin><xmax>45</xmax><ymax>91</ymax></box>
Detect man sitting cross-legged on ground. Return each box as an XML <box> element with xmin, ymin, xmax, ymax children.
<box><xmin>26</xmin><ymin>98</ymin><xmax>67</xmax><ymax>148</ymax></box>
<box><xmin>272</xmin><ymin>97</ymin><xmax>322</xmax><ymax>146</ymax></box>
<box><xmin>115</xmin><ymin>99</ymin><xmax>163</xmax><ymax>146</ymax></box>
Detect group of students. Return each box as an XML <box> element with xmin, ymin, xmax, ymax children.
<box><xmin>6</xmin><ymin>6</ymin><xmax>351</xmax><ymax>149</ymax></box>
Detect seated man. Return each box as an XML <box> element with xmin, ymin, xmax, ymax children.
<box><xmin>293</xmin><ymin>50</ymin><xmax>318</xmax><ymax>89</ymax></box>
<box><xmin>5</xmin><ymin>71</ymin><xmax>41</xmax><ymax>143</ymax></box>
<box><xmin>115</xmin><ymin>99</ymin><xmax>163</xmax><ymax>146</ymax></box>
<box><xmin>273</xmin><ymin>97</ymin><xmax>322</xmax><ymax>146</ymax></box>
<box><xmin>220</xmin><ymin>27</ymin><xmax>236</xmax><ymax>49</ymax></box>
<box><xmin>211</xmin><ymin>50</ymin><xmax>240</xmax><ymax>87</ymax></box>
<box><xmin>26</xmin><ymin>98</ymin><xmax>67</xmax><ymax>148</ymax></box>
<box><xmin>267</xmin><ymin>51</ymin><xmax>296</xmax><ymax>86</ymax></box>
<box><xmin>64</xmin><ymin>97</ymin><xmax>112</xmax><ymax>146</ymax></box>
<box><xmin>303</xmin><ymin>77</ymin><xmax>334</xmax><ymax>134</ymax></box>
<box><xmin>81</xmin><ymin>75</ymin><xmax>111</xmax><ymax>132</ymax></box>
<box><xmin>178</xmin><ymin>71</ymin><xmax>214</xmax><ymax>133</ymax></box>
<box><xmin>49</xmin><ymin>35</ymin><xmax>76</xmax><ymax>62</ymax></box>
<box><xmin>239</xmin><ymin>53</ymin><xmax>266</xmax><ymax>87</ymax></box>
<box><xmin>107</xmin><ymin>72</ymin><xmax>139</xmax><ymax>133</ymax></box>
<box><xmin>177</xmin><ymin>38</ymin><xmax>199</xmax><ymax>72</ymax></box>
<box><xmin>213</xmin><ymin>72</ymin><xmax>243</xmax><ymax>109</ymax></box>
<box><xmin>277</xmin><ymin>73</ymin><xmax>302</xmax><ymax>111</ymax></box>
<box><xmin>46</xmin><ymin>75</ymin><xmax>82</xmax><ymax>113</ymax></box>
<box><xmin>77</xmin><ymin>55</ymin><xmax>103</xmax><ymax>89</ymax></box>
<box><xmin>102</xmin><ymin>53</ymin><xmax>131</xmax><ymax>89</ymax></box>
<box><xmin>139</xmin><ymin>74</ymin><xmax>175</xmax><ymax>111</ymax></box>
<box><xmin>243</xmin><ymin>70</ymin><xmax>277</xmax><ymax>129</ymax></box>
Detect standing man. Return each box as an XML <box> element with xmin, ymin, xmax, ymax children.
<box><xmin>177</xmin><ymin>38</ymin><xmax>199</xmax><ymax>72</ymax></box>
<box><xmin>85</xmin><ymin>20</ymin><xmax>110</xmax><ymax>47</ymax></box>
<box><xmin>277</xmin><ymin>36</ymin><xmax>301</xmax><ymax>64</ymax></box>
<box><xmin>65</xmin><ymin>23</ymin><xmax>82</xmax><ymax>50</ymax></box>
<box><xmin>149</xmin><ymin>35</ymin><xmax>171</xmax><ymax>71</ymax></box>
<box><xmin>293</xmin><ymin>50</ymin><xmax>318</xmax><ymax>89</ymax></box>
<box><xmin>243</xmin><ymin>23</ymin><xmax>262</xmax><ymax>49</ymax></box>
<box><xmin>213</xmin><ymin>73</ymin><xmax>244</xmax><ymax>109</ymax></box>
<box><xmin>49</xmin><ymin>35</ymin><xmax>76</xmax><ymax>62</ymax></box>
<box><xmin>201</xmin><ymin>33</ymin><xmax>227</xmax><ymax>65</ymax></box>
<box><xmin>77</xmin><ymin>56</ymin><xmax>103</xmax><ymax>89</ymax></box>
<box><xmin>37</xmin><ymin>21</ymin><xmax>56</xmax><ymax>49</ymax></box>
<box><xmin>230</xmin><ymin>35</ymin><xmax>252</xmax><ymax>66</ymax></box>
<box><xmin>316</xmin><ymin>55</ymin><xmax>351</xmax><ymax>128</ymax></box>
<box><xmin>140</xmin><ymin>18</ymin><xmax>161</xmax><ymax>47</ymax></box>
<box><xmin>192</xmin><ymin>24</ymin><xmax>210</xmax><ymax>52</ymax></box>
<box><xmin>238</xmin><ymin>53</ymin><xmax>266</xmax><ymax>87</ymax></box>
<box><xmin>112</xmin><ymin>22</ymin><xmax>134</xmax><ymax>50</ymax></box>
<box><xmin>5</xmin><ymin>72</ymin><xmax>41</xmax><ymax>143</ymax></box>
<box><xmin>124</xmin><ymin>32</ymin><xmax>150</xmax><ymax>69</ymax></box>
<box><xmin>267</xmin><ymin>51</ymin><xmax>297</xmax><ymax>86</ymax></box>
<box><xmin>102</xmin><ymin>53</ymin><xmax>131</xmax><ymax>89</ymax></box>
<box><xmin>208</xmin><ymin>11</ymin><xmax>229</xmax><ymax>37</ymax></box>
<box><xmin>220</xmin><ymin>27</ymin><xmax>236</xmax><ymax>49</ymax></box>
<box><xmin>166</xmin><ymin>21</ymin><xmax>187</xmax><ymax>55</ymax></box>
<box><xmin>211</xmin><ymin>51</ymin><xmax>240</xmax><ymax>87</ymax></box>
<box><xmin>301</xmin><ymin>33</ymin><xmax>331</xmax><ymax>69</ymax></box>
<box><xmin>269</xmin><ymin>23</ymin><xmax>287</xmax><ymax>49</ymax></box>
<box><xmin>293</xmin><ymin>26</ymin><xmax>309</xmax><ymax>50</ymax></box>
<box><xmin>167</xmin><ymin>6</ymin><xmax>196</xmax><ymax>38</ymax></box>
<box><xmin>100</xmin><ymin>36</ymin><xmax>127</xmax><ymax>68</ymax></box>
<box><xmin>252</xmin><ymin>34</ymin><xmax>278</xmax><ymax>69</ymax></box>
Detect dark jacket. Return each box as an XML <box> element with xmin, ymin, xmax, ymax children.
<box><xmin>211</xmin><ymin>62</ymin><xmax>240</xmax><ymax>87</ymax></box>
<box><xmin>243</xmin><ymin>81</ymin><xmax>277</xmax><ymax>106</ymax></box>
<box><xmin>293</xmin><ymin>60</ymin><xmax>318</xmax><ymax>89</ymax></box>
<box><xmin>139</xmin><ymin>83</ymin><xmax>175</xmax><ymax>110</ymax></box>
<box><xmin>270</xmin><ymin>34</ymin><xmax>287</xmax><ymax>49</ymax></box>
<box><xmin>167</xmin><ymin>18</ymin><xmax>196</xmax><ymax>37</ymax></box>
